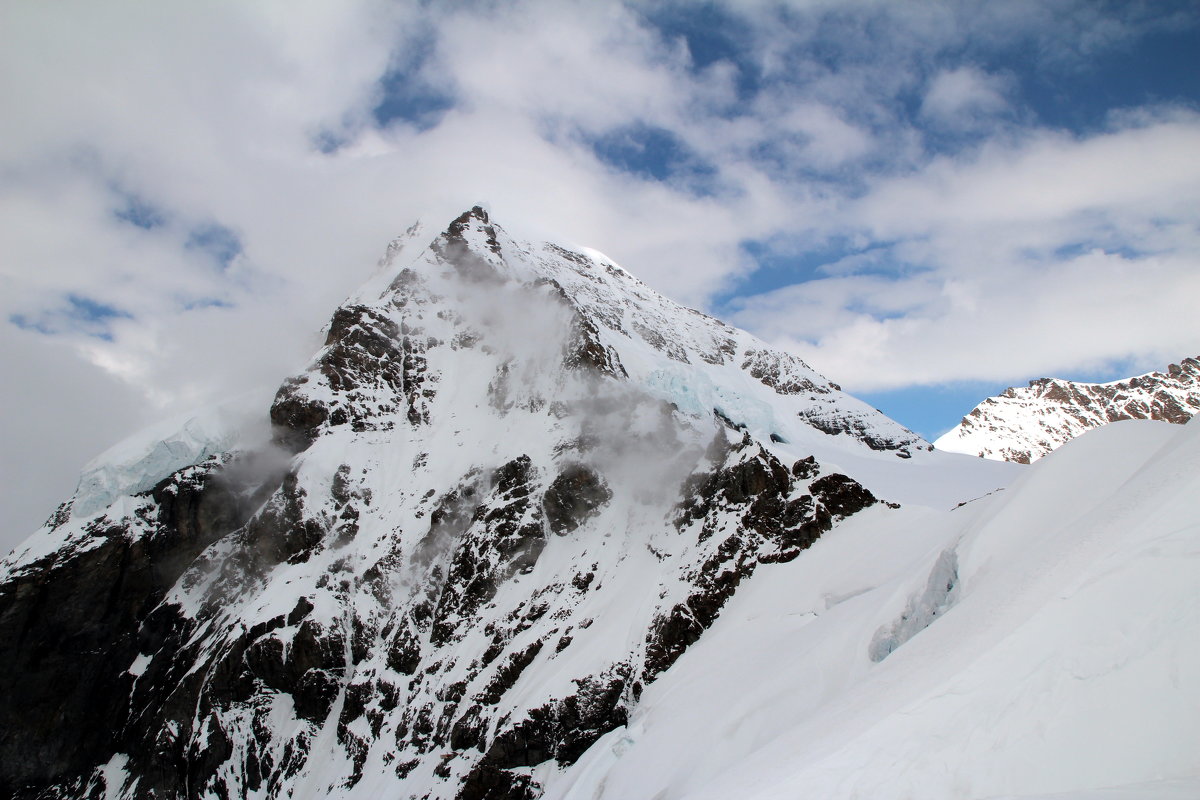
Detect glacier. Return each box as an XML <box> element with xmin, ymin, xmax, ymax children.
<box><xmin>70</xmin><ymin>404</ymin><xmax>244</xmax><ymax>518</ymax></box>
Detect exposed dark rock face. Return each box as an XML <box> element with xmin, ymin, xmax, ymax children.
<box><xmin>542</xmin><ymin>465</ymin><xmax>611</xmax><ymax>535</ymax></box>
<box><xmin>270</xmin><ymin>377</ymin><xmax>329</xmax><ymax>452</ymax></box>
<box><xmin>810</xmin><ymin>473</ymin><xmax>878</xmax><ymax>518</ymax></box>
<box><xmin>426</xmin><ymin>457</ymin><xmax>548</xmax><ymax>647</ymax></box>
<box><xmin>564</xmin><ymin>314</ymin><xmax>628</xmax><ymax>379</ymax></box>
<box><xmin>488</xmin><ymin>673</ymin><xmax>629</xmax><ymax>767</ymax></box>
<box><xmin>433</xmin><ymin>206</ymin><xmax>506</xmax><ymax>284</ymax></box>
<box><xmin>463</xmin><ymin>668</ymin><xmax>631</xmax><ymax>799</ymax></box>
<box><xmin>741</xmin><ymin>349</ymin><xmax>828</xmax><ymax>395</ymax></box>
<box><xmin>458</xmin><ymin>765</ymin><xmax>540</xmax><ymax>800</ymax></box>
<box><xmin>476</xmin><ymin>640</ymin><xmax>545</xmax><ymax>705</ymax></box>
<box><xmin>246</xmin><ymin>617</ymin><xmax>348</xmax><ymax>721</ymax></box>
<box><xmin>321</xmin><ymin>306</ymin><xmax>405</xmax><ymax>403</ymax></box>
<box><xmin>0</xmin><ymin>457</ymin><xmax>276</xmax><ymax>798</ymax></box>
<box><xmin>646</xmin><ymin>435</ymin><xmax>877</xmax><ymax>680</ymax></box>
<box><xmin>238</xmin><ymin>470</ymin><xmax>324</xmax><ymax>567</ymax></box>
<box><xmin>798</xmin><ymin>407</ymin><xmax>921</xmax><ymax>455</ymax></box>
<box><xmin>271</xmin><ymin>277</ymin><xmax>437</xmax><ymax>451</ymax></box>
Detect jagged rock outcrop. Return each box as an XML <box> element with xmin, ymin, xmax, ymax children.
<box><xmin>0</xmin><ymin>207</ymin><xmax>942</xmax><ymax>800</ymax></box>
<box><xmin>935</xmin><ymin>357</ymin><xmax>1200</xmax><ymax>463</ymax></box>
<box><xmin>0</xmin><ymin>455</ymin><xmax>284</xmax><ymax>798</ymax></box>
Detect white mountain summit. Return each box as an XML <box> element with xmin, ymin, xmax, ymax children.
<box><xmin>0</xmin><ymin>208</ymin><xmax>1194</xmax><ymax>800</ymax></box>
<box><xmin>936</xmin><ymin>357</ymin><xmax>1200</xmax><ymax>463</ymax></box>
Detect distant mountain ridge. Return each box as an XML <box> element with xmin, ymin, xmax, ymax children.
<box><xmin>935</xmin><ymin>357</ymin><xmax>1200</xmax><ymax>463</ymax></box>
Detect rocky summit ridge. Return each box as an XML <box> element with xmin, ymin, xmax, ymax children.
<box><xmin>935</xmin><ymin>357</ymin><xmax>1200</xmax><ymax>463</ymax></box>
<box><xmin>0</xmin><ymin>208</ymin><xmax>1007</xmax><ymax>800</ymax></box>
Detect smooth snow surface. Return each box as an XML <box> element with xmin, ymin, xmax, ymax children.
<box><xmin>546</xmin><ymin>419</ymin><xmax>1200</xmax><ymax>800</ymax></box>
<box><xmin>989</xmin><ymin>778</ymin><xmax>1200</xmax><ymax>800</ymax></box>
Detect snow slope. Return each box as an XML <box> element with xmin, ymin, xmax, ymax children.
<box><xmin>546</xmin><ymin>418</ymin><xmax>1200</xmax><ymax>800</ymax></box>
<box><xmin>935</xmin><ymin>358</ymin><xmax>1200</xmax><ymax>463</ymax></box>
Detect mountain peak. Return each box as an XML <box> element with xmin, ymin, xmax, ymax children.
<box><xmin>271</xmin><ymin>211</ymin><xmax>928</xmax><ymax>466</ymax></box>
<box><xmin>441</xmin><ymin>205</ymin><xmax>496</xmax><ymax>245</ymax></box>
<box><xmin>936</xmin><ymin>357</ymin><xmax>1200</xmax><ymax>462</ymax></box>
<box><xmin>461</xmin><ymin>204</ymin><xmax>491</xmax><ymax>223</ymax></box>
<box><xmin>0</xmin><ymin>211</ymin><xmax>1019</xmax><ymax>800</ymax></box>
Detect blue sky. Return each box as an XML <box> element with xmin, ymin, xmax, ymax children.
<box><xmin>718</xmin><ymin>6</ymin><xmax>1199</xmax><ymax>440</ymax></box>
<box><xmin>2</xmin><ymin>0</ymin><xmax>1199</xmax><ymax>541</ymax></box>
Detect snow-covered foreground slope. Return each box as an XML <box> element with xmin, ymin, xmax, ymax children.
<box><xmin>935</xmin><ymin>358</ymin><xmax>1200</xmax><ymax>463</ymax></box>
<box><xmin>548</xmin><ymin>418</ymin><xmax>1200</xmax><ymax>800</ymax></box>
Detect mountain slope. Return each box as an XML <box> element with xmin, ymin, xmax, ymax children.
<box><xmin>935</xmin><ymin>358</ymin><xmax>1200</xmax><ymax>463</ymax></box>
<box><xmin>548</xmin><ymin>418</ymin><xmax>1200</xmax><ymax>800</ymax></box>
<box><xmin>0</xmin><ymin>208</ymin><xmax>1015</xmax><ymax>800</ymax></box>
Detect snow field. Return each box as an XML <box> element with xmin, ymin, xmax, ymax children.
<box><xmin>545</xmin><ymin>419</ymin><xmax>1200</xmax><ymax>800</ymax></box>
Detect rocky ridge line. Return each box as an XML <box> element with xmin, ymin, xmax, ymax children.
<box><xmin>935</xmin><ymin>357</ymin><xmax>1200</xmax><ymax>463</ymax></box>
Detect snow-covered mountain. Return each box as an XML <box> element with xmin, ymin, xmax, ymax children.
<box><xmin>548</xmin><ymin>416</ymin><xmax>1200</xmax><ymax>800</ymax></box>
<box><xmin>1</xmin><ymin>208</ymin><xmax>1194</xmax><ymax>800</ymax></box>
<box><xmin>935</xmin><ymin>358</ymin><xmax>1200</xmax><ymax>463</ymax></box>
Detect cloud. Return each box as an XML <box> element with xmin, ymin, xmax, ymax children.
<box><xmin>730</xmin><ymin>112</ymin><xmax>1200</xmax><ymax>389</ymax></box>
<box><xmin>859</xmin><ymin>114</ymin><xmax>1200</xmax><ymax>236</ymax></box>
<box><xmin>0</xmin><ymin>325</ymin><xmax>152</xmax><ymax>553</ymax></box>
<box><xmin>11</xmin><ymin>294</ymin><xmax>134</xmax><ymax>341</ymax></box>
<box><xmin>1</xmin><ymin>0</ymin><xmax>1197</xmax><ymax>546</ymax></box>
<box><xmin>921</xmin><ymin>67</ymin><xmax>1011</xmax><ymax>127</ymax></box>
